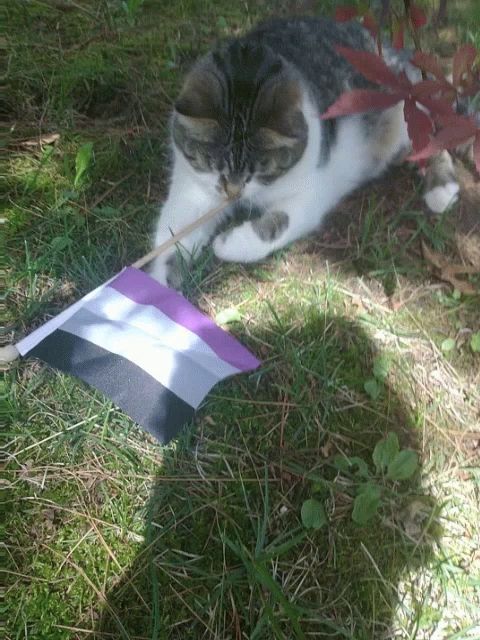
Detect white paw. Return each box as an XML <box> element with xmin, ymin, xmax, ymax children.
<box><xmin>213</xmin><ymin>224</ymin><xmax>267</xmax><ymax>263</ymax></box>
<box><xmin>424</xmin><ymin>182</ymin><xmax>460</xmax><ymax>214</ymax></box>
<box><xmin>212</xmin><ymin>231</ymin><xmax>234</xmax><ymax>261</ymax></box>
<box><xmin>148</xmin><ymin>258</ymin><xmax>170</xmax><ymax>286</ymax></box>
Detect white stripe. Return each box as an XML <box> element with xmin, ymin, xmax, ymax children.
<box><xmin>82</xmin><ymin>287</ymin><xmax>240</xmax><ymax>379</ymax></box>
<box><xmin>15</xmin><ymin>272</ymin><xmax>121</xmax><ymax>356</ymax></box>
<box><xmin>61</xmin><ymin>307</ymin><xmax>220</xmax><ymax>408</ymax></box>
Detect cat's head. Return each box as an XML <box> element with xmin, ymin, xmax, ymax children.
<box><xmin>172</xmin><ymin>41</ymin><xmax>308</xmax><ymax>198</ymax></box>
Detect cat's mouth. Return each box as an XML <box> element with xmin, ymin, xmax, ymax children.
<box><xmin>220</xmin><ymin>176</ymin><xmax>245</xmax><ymax>200</ymax></box>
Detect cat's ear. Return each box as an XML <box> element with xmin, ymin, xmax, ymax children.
<box><xmin>255</xmin><ymin>76</ymin><xmax>307</xmax><ymax>144</ymax></box>
<box><xmin>174</xmin><ymin>68</ymin><xmax>221</xmax><ymax>122</ymax></box>
<box><xmin>173</xmin><ymin>68</ymin><xmax>222</xmax><ymax>143</ymax></box>
<box><xmin>174</xmin><ymin>112</ymin><xmax>220</xmax><ymax>143</ymax></box>
<box><xmin>256</xmin><ymin>127</ymin><xmax>300</xmax><ymax>150</ymax></box>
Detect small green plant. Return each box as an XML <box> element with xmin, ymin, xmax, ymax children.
<box><xmin>364</xmin><ymin>354</ymin><xmax>392</xmax><ymax>400</ymax></box>
<box><xmin>74</xmin><ymin>142</ymin><xmax>94</xmax><ymax>189</ymax></box>
<box><xmin>332</xmin><ymin>432</ymin><xmax>419</xmax><ymax>526</ymax></box>
<box><xmin>301</xmin><ymin>498</ymin><xmax>327</xmax><ymax>530</ymax></box>
<box><xmin>352</xmin><ymin>482</ymin><xmax>382</xmax><ymax>525</ymax></box>
<box><xmin>436</xmin><ymin>288</ymin><xmax>463</xmax><ymax>309</ymax></box>
<box><xmin>470</xmin><ymin>332</ymin><xmax>480</xmax><ymax>352</ymax></box>
<box><xmin>441</xmin><ymin>337</ymin><xmax>456</xmax><ymax>353</ymax></box>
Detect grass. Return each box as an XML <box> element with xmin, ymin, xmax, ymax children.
<box><xmin>4</xmin><ymin>1</ymin><xmax>480</xmax><ymax>639</ymax></box>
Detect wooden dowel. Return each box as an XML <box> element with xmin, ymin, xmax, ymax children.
<box><xmin>131</xmin><ymin>198</ymin><xmax>233</xmax><ymax>270</ymax></box>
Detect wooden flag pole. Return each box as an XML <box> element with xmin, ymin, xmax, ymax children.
<box><xmin>1</xmin><ymin>198</ymin><xmax>234</xmax><ymax>364</ymax></box>
<box><xmin>132</xmin><ymin>198</ymin><xmax>232</xmax><ymax>269</ymax></box>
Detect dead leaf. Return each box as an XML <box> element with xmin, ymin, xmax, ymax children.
<box><xmin>17</xmin><ymin>133</ymin><xmax>60</xmax><ymax>148</ymax></box>
<box><xmin>421</xmin><ymin>240</ymin><xmax>478</xmax><ymax>294</ymax></box>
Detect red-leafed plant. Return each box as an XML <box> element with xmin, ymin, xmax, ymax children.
<box><xmin>330</xmin><ymin>2</ymin><xmax>480</xmax><ymax>173</ymax></box>
<box><xmin>336</xmin><ymin>1</ymin><xmax>427</xmax><ymax>52</ymax></box>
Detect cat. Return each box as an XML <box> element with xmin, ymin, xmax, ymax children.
<box><xmin>150</xmin><ymin>16</ymin><xmax>460</xmax><ymax>287</ymax></box>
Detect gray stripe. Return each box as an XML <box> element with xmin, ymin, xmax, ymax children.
<box><xmin>61</xmin><ymin>306</ymin><xmax>219</xmax><ymax>408</ymax></box>
<box><xmin>29</xmin><ymin>329</ymin><xmax>195</xmax><ymax>443</ymax></box>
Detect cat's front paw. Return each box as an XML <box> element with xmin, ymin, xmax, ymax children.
<box><xmin>148</xmin><ymin>254</ymin><xmax>183</xmax><ymax>289</ymax></box>
<box><xmin>212</xmin><ymin>229</ymin><xmax>236</xmax><ymax>261</ymax></box>
<box><xmin>213</xmin><ymin>225</ymin><xmax>261</xmax><ymax>263</ymax></box>
<box><xmin>213</xmin><ymin>213</ymin><xmax>289</xmax><ymax>263</ymax></box>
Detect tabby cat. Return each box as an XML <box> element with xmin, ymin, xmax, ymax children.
<box><xmin>150</xmin><ymin>17</ymin><xmax>459</xmax><ymax>286</ymax></box>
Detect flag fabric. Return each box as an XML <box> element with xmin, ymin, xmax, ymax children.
<box><xmin>16</xmin><ymin>267</ymin><xmax>260</xmax><ymax>443</ymax></box>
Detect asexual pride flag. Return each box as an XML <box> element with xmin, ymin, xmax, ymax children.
<box><xmin>16</xmin><ymin>267</ymin><xmax>260</xmax><ymax>443</ymax></box>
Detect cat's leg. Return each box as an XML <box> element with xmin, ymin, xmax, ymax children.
<box><xmin>423</xmin><ymin>150</ymin><xmax>459</xmax><ymax>214</ymax></box>
<box><xmin>150</xmin><ymin>183</ymin><xmax>223</xmax><ymax>287</ymax></box>
<box><xmin>212</xmin><ymin>191</ymin><xmax>325</xmax><ymax>263</ymax></box>
<box><xmin>369</xmin><ymin>103</ymin><xmax>459</xmax><ymax>214</ymax></box>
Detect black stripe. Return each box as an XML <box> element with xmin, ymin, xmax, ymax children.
<box><xmin>29</xmin><ymin>329</ymin><xmax>195</xmax><ymax>444</ymax></box>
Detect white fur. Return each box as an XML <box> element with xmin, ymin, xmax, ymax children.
<box><xmin>149</xmin><ymin>149</ymin><xmax>225</xmax><ymax>283</ymax></box>
<box><xmin>424</xmin><ymin>182</ymin><xmax>459</xmax><ymax>214</ymax></box>
<box><xmin>151</xmin><ymin>91</ymin><xmax>410</xmax><ymax>284</ymax></box>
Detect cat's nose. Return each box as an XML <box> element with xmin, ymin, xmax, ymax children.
<box><xmin>224</xmin><ymin>179</ymin><xmax>244</xmax><ymax>199</ymax></box>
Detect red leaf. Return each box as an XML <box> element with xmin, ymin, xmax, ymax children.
<box><xmin>409</xmin><ymin>5</ymin><xmax>428</xmax><ymax>29</ymax></box>
<box><xmin>361</xmin><ymin>13</ymin><xmax>378</xmax><ymax>37</ymax></box>
<box><xmin>433</xmin><ymin>121</ymin><xmax>477</xmax><ymax>145</ymax></box>
<box><xmin>434</xmin><ymin>112</ymin><xmax>476</xmax><ymax>128</ymax></box>
<box><xmin>412</xmin><ymin>52</ymin><xmax>445</xmax><ymax>80</ymax></box>
<box><xmin>409</xmin><ymin>120</ymin><xmax>478</xmax><ymax>161</ymax></box>
<box><xmin>407</xmin><ymin>142</ymin><xmax>439</xmax><ymax>162</ymax></box>
<box><xmin>417</xmin><ymin>94</ymin><xmax>455</xmax><ymax>117</ymax></box>
<box><xmin>452</xmin><ymin>44</ymin><xmax>478</xmax><ymax>88</ymax></box>
<box><xmin>404</xmin><ymin>98</ymin><xmax>433</xmax><ymax>152</ymax></box>
<box><xmin>336</xmin><ymin>46</ymin><xmax>406</xmax><ymax>89</ymax></box>
<box><xmin>321</xmin><ymin>90</ymin><xmax>403</xmax><ymax>119</ymax></box>
<box><xmin>410</xmin><ymin>79</ymin><xmax>447</xmax><ymax>98</ymax></box>
<box><xmin>392</xmin><ymin>23</ymin><xmax>404</xmax><ymax>50</ymax></box>
<box><xmin>473</xmin><ymin>133</ymin><xmax>480</xmax><ymax>175</ymax></box>
<box><xmin>335</xmin><ymin>6</ymin><xmax>359</xmax><ymax>22</ymax></box>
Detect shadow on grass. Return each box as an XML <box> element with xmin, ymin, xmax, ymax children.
<box><xmin>91</xmin><ymin>312</ymin><xmax>439</xmax><ymax>640</ymax></box>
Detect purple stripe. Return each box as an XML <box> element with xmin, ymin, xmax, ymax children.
<box><xmin>108</xmin><ymin>267</ymin><xmax>260</xmax><ymax>372</ymax></box>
